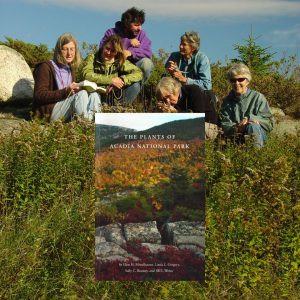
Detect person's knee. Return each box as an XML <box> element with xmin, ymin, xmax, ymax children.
<box><xmin>76</xmin><ymin>89</ymin><xmax>88</xmax><ymax>99</ymax></box>
<box><xmin>245</xmin><ymin>123</ymin><xmax>261</xmax><ymax>134</ymax></box>
<box><xmin>89</xmin><ymin>92</ymin><xmax>101</xmax><ymax>103</ymax></box>
<box><xmin>137</xmin><ymin>58</ymin><xmax>154</xmax><ymax>72</ymax></box>
<box><xmin>89</xmin><ymin>92</ymin><xmax>102</xmax><ymax>112</ymax></box>
<box><xmin>124</xmin><ymin>82</ymin><xmax>141</xmax><ymax>104</ymax></box>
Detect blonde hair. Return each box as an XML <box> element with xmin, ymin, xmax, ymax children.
<box><xmin>181</xmin><ymin>31</ymin><xmax>200</xmax><ymax>51</ymax></box>
<box><xmin>100</xmin><ymin>35</ymin><xmax>125</xmax><ymax>65</ymax></box>
<box><xmin>53</xmin><ymin>33</ymin><xmax>81</xmax><ymax>67</ymax></box>
<box><xmin>227</xmin><ymin>62</ymin><xmax>252</xmax><ymax>82</ymax></box>
<box><xmin>156</xmin><ymin>77</ymin><xmax>182</xmax><ymax>100</ymax></box>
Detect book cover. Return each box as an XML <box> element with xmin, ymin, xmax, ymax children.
<box><xmin>95</xmin><ymin>113</ymin><xmax>206</xmax><ymax>281</ymax></box>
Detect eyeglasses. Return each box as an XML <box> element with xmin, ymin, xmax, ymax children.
<box><xmin>61</xmin><ymin>47</ymin><xmax>75</xmax><ymax>53</ymax></box>
<box><xmin>230</xmin><ymin>78</ymin><xmax>247</xmax><ymax>83</ymax></box>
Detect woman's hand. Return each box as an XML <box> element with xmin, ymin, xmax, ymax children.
<box><xmin>167</xmin><ymin>61</ymin><xmax>178</xmax><ymax>75</ymax></box>
<box><xmin>173</xmin><ymin>70</ymin><xmax>187</xmax><ymax>84</ymax></box>
<box><xmin>167</xmin><ymin>61</ymin><xmax>187</xmax><ymax>84</ymax></box>
<box><xmin>111</xmin><ymin>77</ymin><xmax>124</xmax><ymax>89</ymax></box>
<box><xmin>124</xmin><ymin>50</ymin><xmax>132</xmax><ymax>58</ymax></box>
<box><xmin>248</xmin><ymin>119</ymin><xmax>260</xmax><ymax>124</ymax></box>
<box><xmin>157</xmin><ymin>101</ymin><xmax>178</xmax><ymax>113</ymax></box>
<box><xmin>67</xmin><ymin>82</ymin><xmax>80</xmax><ymax>95</ymax></box>
<box><xmin>236</xmin><ymin>118</ymin><xmax>248</xmax><ymax>133</ymax></box>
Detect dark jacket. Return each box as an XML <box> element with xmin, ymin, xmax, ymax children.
<box><xmin>176</xmin><ymin>85</ymin><xmax>218</xmax><ymax>124</ymax></box>
<box><xmin>32</xmin><ymin>61</ymin><xmax>75</xmax><ymax>121</ymax></box>
<box><xmin>220</xmin><ymin>89</ymin><xmax>273</xmax><ymax>136</ymax></box>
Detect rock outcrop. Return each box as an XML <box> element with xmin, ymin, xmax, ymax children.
<box><xmin>95</xmin><ymin>221</ymin><xmax>205</xmax><ymax>262</ymax></box>
<box><xmin>0</xmin><ymin>45</ymin><xmax>34</xmax><ymax>102</ymax></box>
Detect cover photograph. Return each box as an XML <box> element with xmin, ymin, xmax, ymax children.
<box><xmin>95</xmin><ymin>113</ymin><xmax>206</xmax><ymax>281</ymax></box>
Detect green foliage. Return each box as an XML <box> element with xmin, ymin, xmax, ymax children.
<box><xmin>0</xmin><ymin>119</ymin><xmax>95</xmax><ymax>299</ymax></box>
<box><xmin>144</xmin><ymin>49</ymin><xmax>170</xmax><ymax>110</ymax></box>
<box><xmin>0</xmin><ymin>35</ymin><xmax>299</xmax><ymax>297</ymax></box>
<box><xmin>211</xmin><ymin>61</ymin><xmax>231</xmax><ymax>109</ymax></box>
<box><xmin>205</xmin><ymin>134</ymin><xmax>300</xmax><ymax>299</ymax></box>
<box><xmin>252</xmin><ymin>72</ymin><xmax>300</xmax><ymax>118</ymax></box>
<box><xmin>0</xmin><ymin>120</ymin><xmax>299</xmax><ymax>298</ymax></box>
<box><xmin>247</xmin><ymin>54</ymin><xmax>300</xmax><ymax>117</ymax></box>
<box><xmin>115</xmin><ymin>194</ymin><xmax>141</xmax><ymax>213</ymax></box>
<box><xmin>172</xmin><ymin>206</ymin><xmax>204</xmax><ymax>222</ymax></box>
<box><xmin>0</xmin><ymin>36</ymin><xmax>53</xmax><ymax>69</ymax></box>
<box><xmin>232</xmin><ymin>31</ymin><xmax>275</xmax><ymax>75</ymax></box>
<box><xmin>168</xmin><ymin>166</ymin><xmax>192</xmax><ymax>198</ymax></box>
<box><xmin>0</xmin><ymin>118</ymin><xmax>94</xmax><ymax>214</ymax></box>
<box><xmin>80</xmin><ymin>41</ymin><xmax>97</xmax><ymax>59</ymax></box>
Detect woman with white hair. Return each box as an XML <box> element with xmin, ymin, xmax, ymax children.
<box><xmin>156</xmin><ymin>76</ymin><xmax>218</xmax><ymax>139</ymax></box>
<box><xmin>165</xmin><ymin>31</ymin><xmax>212</xmax><ymax>90</ymax></box>
<box><xmin>220</xmin><ymin>62</ymin><xmax>273</xmax><ymax>148</ymax></box>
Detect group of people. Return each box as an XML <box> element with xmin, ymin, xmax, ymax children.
<box><xmin>33</xmin><ymin>7</ymin><xmax>150</xmax><ymax>122</ymax></box>
<box><xmin>33</xmin><ymin>7</ymin><xmax>273</xmax><ymax>147</ymax></box>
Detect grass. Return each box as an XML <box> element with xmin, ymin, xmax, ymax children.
<box><xmin>0</xmin><ymin>118</ymin><xmax>299</xmax><ymax>299</ymax></box>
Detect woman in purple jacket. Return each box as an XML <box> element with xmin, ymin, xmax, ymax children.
<box><xmin>99</xmin><ymin>7</ymin><xmax>154</xmax><ymax>83</ymax></box>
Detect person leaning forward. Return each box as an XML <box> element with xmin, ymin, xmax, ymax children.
<box><xmin>155</xmin><ymin>76</ymin><xmax>219</xmax><ymax>139</ymax></box>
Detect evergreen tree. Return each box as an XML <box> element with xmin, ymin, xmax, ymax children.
<box><xmin>232</xmin><ymin>30</ymin><xmax>275</xmax><ymax>75</ymax></box>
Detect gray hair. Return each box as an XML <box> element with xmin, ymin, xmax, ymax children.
<box><xmin>181</xmin><ymin>31</ymin><xmax>200</xmax><ymax>51</ymax></box>
<box><xmin>227</xmin><ymin>63</ymin><xmax>252</xmax><ymax>82</ymax></box>
<box><xmin>156</xmin><ymin>77</ymin><xmax>182</xmax><ymax>100</ymax></box>
<box><xmin>53</xmin><ymin>32</ymin><xmax>81</xmax><ymax>67</ymax></box>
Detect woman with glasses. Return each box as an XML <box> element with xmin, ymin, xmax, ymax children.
<box><xmin>165</xmin><ymin>31</ymin><xmax>212</xmax><ymax>91</ymax></box>
<box><xmin>82</xmin><ymin>34</ymin><xmax>143</xmax><ymax>105</ymax></box>
<box><xmin>33</xmin><ymin>32</ymin><xmax>101</xmax><ymax>122</ymax></box>
<box><xmin>220</xmin><ymin>63</ymin><xmax>273</xmax><ymax>148</ymax></box>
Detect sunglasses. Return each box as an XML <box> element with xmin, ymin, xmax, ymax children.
<box><xmin>230</xmin><ymin>78</ymin><xmax>247</xmax><ymax>83</ymax></box>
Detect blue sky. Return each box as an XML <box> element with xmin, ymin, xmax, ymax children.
<box><xmin>95</xmin><ymin>113</ymin><xmax>204</xmax><ymax>130</ymax></box>
<box><xmin>0</xmin><ymin>0</ymin><xmax>300</xmax><ymax>64</ymax></box>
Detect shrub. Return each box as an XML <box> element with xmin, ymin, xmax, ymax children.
<box><xmin>0</xmin><ymin>118</ymin><xmax>94</xmax><ymax>214</ymax></box>
<box><xmin>205</xmin><ymin>133</ymin><xmax>300</xmax><ymax>298</ymax></box>
<box><xmin>252</xmin><ymin>57</ymin><xmax>300</xmax><ymax>117</ymax></box>
<box><xmin>231</xmin><ymin>32</ymin><xmax>275</xmax><ymax>75</ymax></box>
<box><xmin>0</xmin><ymin>36</ymin><xmax>53</xmax><ymax>69</ymax></box>
<box><xmin>0</xmin><ymin>120</ymin><xmax>299</xmax><ymax>298</ymax></box>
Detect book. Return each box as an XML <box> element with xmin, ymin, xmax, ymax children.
<box><xmin>77</xmin><ymin>80</ymin><xmax>106</xmax><ymax>93</ymax></box>
<box><xmin>94</xmin><ymin>113</ymin><xmax>206</xmax><ymax>281</ymax></box>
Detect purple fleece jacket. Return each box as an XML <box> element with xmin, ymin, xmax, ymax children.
<box><xmin>99</xmin><ymin>21</ymin><xmax>152</xmax><ymax>62</ymax></box>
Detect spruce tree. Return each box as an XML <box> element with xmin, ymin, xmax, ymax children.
<box><xmin>232</xmin><ymin>30</ymin><xmax>275</xmax><ymax>75</ymax></box>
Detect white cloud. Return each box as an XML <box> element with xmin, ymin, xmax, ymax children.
<box><xmin>269</xmin><ymin>24</ymin><xmax>300</xmax><ymax>48</ymax></box>
<box><xmin>25</xmin><ymin>0</ymin><xmax>300</xmax><ymax>18</ymax></box>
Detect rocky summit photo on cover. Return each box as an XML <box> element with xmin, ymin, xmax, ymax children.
<box><xmin>94</xmin><ymin>113</ymin><xmax>205</xmax><ymax>281</ymax></box>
